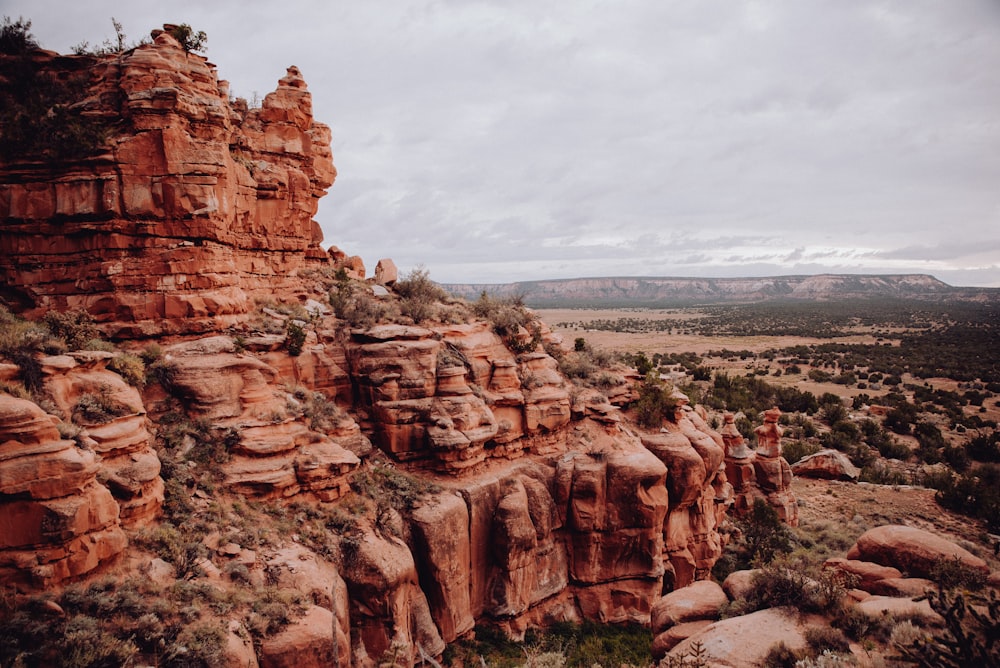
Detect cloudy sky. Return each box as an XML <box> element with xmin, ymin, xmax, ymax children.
<box><xmin>9</xmin><ymin>1</ymin><xmax>1000</xmax><ymax>286</ymax></box>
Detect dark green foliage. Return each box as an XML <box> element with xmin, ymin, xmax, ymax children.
<box><xmin>73</xmin><ymin>385</ymin><xmax>132</xmax><ymax>424</ymax></box>
<box><xmin>935</xmin><ymin>464</ymin><xmax>1000</xmax><ymax>533</ymax></box>
<box><xmin>967</xmin><ymin>432</ymin><xmax>1000</xmax><ymax>462</ymax></box>
<box><xmin>896</xmin><ymin>588</ymin><xmax>1000</xmax><ymax>668</ymax></box>
<box><xmin>761</xmin><ymin>641</ymin><xmax>801</xmax><ymax>668</ymax></box>
<box><xmin>706</xmin><ymin>373</ymin><xmax>818</xmax><ymax>415</ymax></box>
<box><xmin>168</xmin><ymin>23</ymin><xmax>207</xmax><ymax>53</ymax></box>
<box><xmin>731</xmin><ymin>554</ymin><xmax>850</xmax><ymax>617</ymax></box>
<box><xmin>444</xmin><ymin>621</ymin><xmax>652</xmax><ymax>668</ymax></box>
<box><xmin>781</xmin><ymin>439</ymin><xmax>821</xmax><ymax>465</ymax></box>
<box><xmin>739</xmin><ymin>498</ymin><xmax>793</xmax><ymax>566</ymax></box>
<box><xmin>350</xmin><ymin>464</ymin><xmax>441</xmax><ymax>512</ymax></box>
<box><xmin>0</xmin><ymin>578</ymin><xmax>228</xmax><ymax>668</ymax></box>
<box><xmin>574</xmin><ymin>337</ymin><xmax>587</xmax><ymax>352</ymax></box>
<box><xmin>0</xmin><ymin>16</ymin><xmax>38</xmax><ymax>54</ymax></box>
<box><xmin>0</xmin><ymin>51</ymin><xmax>111</xmax><ymax>162</ymax></box>
<box><xmin>43</xmin><ymin>310</ymin><xmax>101</xmax><ymax>351</ymax></box>
<box><xmin>885</xmin><ymin>404</ymin><xmax>918</xmax><ymax>435</ymax></box>
<box><xmin>633</xmin><ymin>372</ymin><xmax>677</xmax><ymax>428</ymax></box>
<box><xmin>803</xmin><ymin>626</ymin><xmax>851</xmax><ymax>655</ymax></box>
<box><xmin>284</xmin><ymin>321</ymin><xmax>306</xmax><ymax>356</ymax></box>
<box><xmin>107</xmin><ymin>353</ymin><xmax>145</xmax><ymax>388</ymax></box>
<box><xmin>472</xmin><ymin>292</ymin><xmax>541</xmax><ymax>353</ymax></box>
<box><xmin>395</xmin><ymin>266</ymin><xmax>446</xmax><ymax>323</ymax></box>
<box><xmin>132</xmin><ymin>524</ymin><xmax>208</xmax><ymax>580</ymax></box>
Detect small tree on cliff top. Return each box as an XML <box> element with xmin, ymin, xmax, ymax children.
<box><xmin>168</xmin><ymin>23</ymin><xmax>207</xmax><ymax>53</ymax></box>
<box><xmin>634</xmin><ymin>371</ymin><xmax>679</xmax><ymax>429</ymax></box>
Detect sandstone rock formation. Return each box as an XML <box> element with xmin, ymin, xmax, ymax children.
<box><xmin>751</xmin><ymin>408</ymin><xmax>798</xmax><ymax>526</ymax></box>
<box><xmin>0</xmin><ymin>30</ymin><xmax>335</xmax><ymax>337</ymax></box>
<box><xmin>0</xmin><ymin>28</ymin><xmax>812</xmax><ymax>667</ymax></box>
<box><xmin>161</xmin><ymin>336</ymin><xmax>361</xmax><ymax>500</ymax></box>
<box><xmin>0</xmin><ymin>393</ymin><xmax>127</xmax><ymax>588</ymax></box>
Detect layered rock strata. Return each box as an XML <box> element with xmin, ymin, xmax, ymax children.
<box><xmin>0</xmin><ymin>394</ymin><xmax>126</xmax><ymax>588</ymax></box>
<box><xmin>0</xmin><ymin>30</ymin><xmax>335</xmax><ymax>336</ymax></box>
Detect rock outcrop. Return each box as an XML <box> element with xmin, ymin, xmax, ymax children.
<box><xmin>791</xmin><ymin>449</ymin><xmax>860</xmax><ymax>481</ymax></box>
<box><xmin>0</xmin><ymin>393</ymin><xmax>127</xmax><ymax>588</ymax></box>
<box><xmin>0</xmin><ymin>30</ymin><xmax>335</xmax><ymax>337</ymax></box>
<box><xmin>845</xmin><ymin>525</ymin><xmax>989</xmax><ymax>580</ymax></box>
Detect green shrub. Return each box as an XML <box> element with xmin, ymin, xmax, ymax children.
<box><xmin>73</xmin><ymin>385</ymin><xmax>132</xmax><ymax>424</ymax></box>
<box><xmin>350</xmin><ymin>465</ymin><xmax>441</xmax><ymax>512</ymax></box>
<box><xmin>0</xmin><ymin>16</ymin><xmax>39</xmax><ymax>54</ymax></box>
<box><xmin>146</xmin><ymin>357</ymin><xmax>178</xmax><ymax>390</ymax></box>
<box><xmin>395</xmin><ymin>266</ymin><xmax>446</xmax><ymax>324</ymax></box>
<box><xmin>107</xmin><ymin>353</ymin><xmax>145</xmax><ymax>388</ymax></box>
<box><xmin>472</xmin><ymin>292</ymin><xmax>540</xmax><ymax>353</ymax></box>
<box><xmin>761</xmin><ymin>641</ymin><xmax>801</xmax><ymax>668</ymax></box>
<box><xmin>42</xmin><ymin>309</ymin><xmax>100</xmax><ymax>351</ymax></box>
<box><xmin>284</xmin><ymin>320</ymin><xmax>307</xmax><ymax>357</ymax></box>
<box><xmin>167</xmin><ymin>23</ymin><xmax>207</xmax><ymax>53</ymax></box>
<box><xmin>782</xmin><ymin>439</ymin><xmax>821</xmax><ymax>465</ymax></box>
<box><xmin>804</xmin><ymin>626</ymin><xmax>850</xmax><ymax>655</ymax></box>
<box><xmin>633</xmin><ymin>372</ymin><xmax>678</xmax><ymax>429</ymax></box>
<box><xmin>738</xmin><ymin>498</ymin><xmax>793</xmax><ymax>566</ymax></box>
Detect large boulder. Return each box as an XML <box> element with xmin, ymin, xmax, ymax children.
<box><xmin>664</xmin><ymin>607</ymin><xmax>812</xmax><ymax>668</ymax></box>
<box><xmin>846</xmin><ymin>525</ymin><xmax>989</xmax><ymax>580</ymax></box>
<box><xmin>651</xmin><ymin>580</ymin><xmax>728</xmax><ymax>658</ymax></box>
<box><xmin>791</xmin><ymin>449</ymin><xmax>860</xmax><ymax>481</ymax></box>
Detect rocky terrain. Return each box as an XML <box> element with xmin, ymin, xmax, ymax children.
<box><xmin>444</xmin><ymin>275</ymin><xmax>1000</xmax><ymax>307</ymax></box>
<box><xmin>2</xmin><ymin>25</ymin><xmax>998</xmax><ymax>668</ymax></box>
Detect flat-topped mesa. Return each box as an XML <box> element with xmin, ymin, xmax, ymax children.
<box><xmin>0</xmin><ymin>27</ymin><xmax>336</xmax><ymax>337</ymax></box>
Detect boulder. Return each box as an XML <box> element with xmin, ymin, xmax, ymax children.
<box><xmin>846</xmin><ymin>525</ymin><xmax>989</xmax><ymax>580</ymax></box>
<box><xmin>823</xmin><ymin>558</ymin><xmax>902</xmax><ymax>591</ymax></box>
<box><xmin>791</xmin><ymin>449</ymin><xmax>860</xmax><ymax>481</ymax></box>
<box><xmin>651</xmin><ymin>580</ymin><xmax>728</xmax><ymax>633</ymax></box>
<box><xmin>852</xmin><ymin>596</ymin><xmax>944</xmax><ymax>626</ymax></box>
<box><xmin>259</xmin><ymin>605</ymin><xmax>337</xmax><ymax>668</ymax></box>
<box><xmin>722</xmin><ymin>569</ymin><xmax>759</xmax><ymax>601</ymax></box>
<box><xmin>665</xmin><ymin>607</ymin><xmax>810</xmax><ymax>668</ymax></box>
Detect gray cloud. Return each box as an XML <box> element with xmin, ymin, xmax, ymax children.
<box><xmin>11</xmin><ymin>0</ymin><xmax>1000</xmax><ymax>286</ymax></box>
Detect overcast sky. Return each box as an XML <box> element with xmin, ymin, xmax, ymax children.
<box><xmin>8</xmin><ymin>1</ymin><xmax>1000</xmax><ymax>287</ymax></box>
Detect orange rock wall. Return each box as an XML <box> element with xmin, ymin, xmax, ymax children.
<box><xmin>0</xmin><ymin>31</ymin><xmax>335</xmax><ymax>337</ymax></box>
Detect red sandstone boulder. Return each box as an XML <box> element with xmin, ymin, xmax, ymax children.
<box><xmin>823</xmin><ymin>557</ymin><xmax>903</xmax><ymax>591</ymax></box>
<box><xmin>852</xmin><ymin>595</ymin><xmax>943</xmax><ymax>626</ymax></box>
<box><xmin>721</xmin><ymin>568</ymin><xmax>759</xmax><ymax>601</ymax></box>
<box><xmin>374</xmin><ymin>258</ymin><xmax>398</xmax><ymax>286</ymax></box>
<box><xmin>259</xmin><ymin>605</ymin><xmax>337</xmax><ymax>668</ymax></box>
<box><xmin>791</xmin><ymin>449</ymin><xmax>860</xmax><ymax>481</ymax></box>
<box><xmin>651</xmin><ymin>580</ymin><xmax>728</xmax><ymax>657</ymax></box>
<box><xmin>846</xmin><ymin>525</ymin><xmax>989</xmax><ymax>580</ymax></box>
<box><xmin>665</xmin><ymin>607</ymin><xmax>812</xmax><ymax>668</ymax></box>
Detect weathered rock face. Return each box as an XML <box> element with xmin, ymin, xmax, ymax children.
<box><xmin>639</xmin><ymin>402</ymin><xmax>729</xmax><ymax>589</ymax></box>
<box><xmin>42</xmin><ymin>352</ymin><xmax>164</xmax><ymax>526</ymax></box>
<box><xmin>0</xmin><ymin>30</ymin><xmax>335</xmax><ymax>337</ymax></box>
<box><xmin>0</xmin><ymin>393</ymin><xmax>127</xmax><ymax>588</ymax></box>
<box><xmin>161</xmin><ymin>336</ymin><xmax>361</xmax><ymax>500</ymax></box>
<box><xmin>346</xmin><ymin>322</ymin><xmax>571</xmax><ymax>474</ymax></box>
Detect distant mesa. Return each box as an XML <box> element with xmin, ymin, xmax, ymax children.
<box><xmin>443</xmin><ymin>274</ymin><xmax>1000</xmax><ymax>307</ymax></box>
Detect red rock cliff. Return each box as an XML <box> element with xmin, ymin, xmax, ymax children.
<box><xmin>0</xmin><ymin>29</ymin><xmax>335</xmax><ymax>337</ymax></box>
